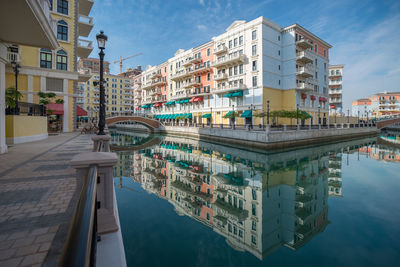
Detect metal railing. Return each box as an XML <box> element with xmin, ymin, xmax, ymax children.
<box><xmin>5</xmin><ymin>102</ymin><xmax>46</xmax><ymax>116</ymax></box>
<box><xmin>60</xmin><ymin>165</ymin><xmax>98</xmax><ymax>267</ymax></box>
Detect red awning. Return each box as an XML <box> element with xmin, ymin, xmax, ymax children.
<box><xmin>189</xmin><ymin>97</ymin><xmax>196</xmax><ymax>102</ymax></box>
<box><xmin>76</xmin><ymin>105</ymin><xmax>88</xmax><ymax>116</ymax></box>
<box><xmin>319</xmin><ymin>97</ymin><xmax>327</xmax><ymax>102</ymax></box>
<box><xmin>310</xmin><ymin>95</ymin><xmax>316</xmax><ymax>100</ymax></box>
<box><xmin>46</xmin><ymin>103</ymin><xmax>63</xmax><ymax>115</ymax></box>
<box><xmin>153</xmin><ymin>102</ymin><xmax>164</xmax><ymax>107</ymax></box>
<box><xmin>195</xmin><ymin>96</ymin><xmax>203</xmax><ymax>102</ymax></box>
<box><xmin>46</xmin><ymin>104</ymin><xmax>88</xmax><ymax>116</ymax></box>
<box><xmin>136</xmin><ymin>107</ymin><xmax>141</xmax><ymax>110</ymax></box>
<box><xmin>301</xmin><ymin>93</ymin><xmax>307</xmax><ymax>99</ymax></box>
<box><xmin>330</xmin><ymin>105</ymin><xmax>336</xmax><ymax>109</ymax></box>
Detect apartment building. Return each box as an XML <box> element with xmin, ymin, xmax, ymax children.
<box><xmin>120</xmin><ymin>66</ymin><xmax>142</xmax><ymax>79</ymax></box>
<box><xmin>328</xmin><ymin>65</ymin><xmax>344</xmax><ymax>115</ymax></box>
<box><xmin>352</xmin><ymin>98</ymin><xmax>372</xmax><ymax>118</ymax></box>
<box><xmin>78</xmin><ymin>57</ymin><xmax>110</xmax><ymax>74</ymax></box>
<box><xmin>352</xmin><ymin>91</ymin><xmax>400</xmax><ymax>118</ymax></box>
<box><xmin>83</xmin><ymin>73</ymin><xmax>133</xmax><ymax>119</ymax></box>
<box><xmin>3</xmin><ymin>0</ymin><xmax>94</xmax><ymax>132</ymax></box>
<box><xmin>135</xmin><ymin>17</ymin><xmax>331</xmax><ymax>125</ymax></box>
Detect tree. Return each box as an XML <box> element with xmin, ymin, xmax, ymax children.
<box><xmin>5</xmin><ymin>87</ymin><xmax>22</xmax><ymax>109</ymax></box>
<box><xmin>37</xmin><ymin>91</ymin><xmax>56</xmax><ymax>105</ymax></box>
<box><xmin>55</xmin><ymin>99</ymin><xmax>64</xmax><ymax>104</ymax></box>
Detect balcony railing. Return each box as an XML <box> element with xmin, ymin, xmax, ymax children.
<box><xmin>214</xmin><ymin>73</ymin><xmax>228</xmax><ymax>81</ymax></box>
<box><xmin>296</xmin><ymin>51</ymin><xmax>314</xmax><ymax>64</ymax></box>
<box><xmin>7</xmin><ymin>51</ymin><xmax>20</xmax><ymax>63</ymax></box>
<box><xmin>211</xmin><ymin>54</ymin><xmax>245</xmax><ymax>68</ymax></box>
<box><xmin>183</xmin><ymin>80</ymin><xmax>201</xmax><ymax>88</ymax></box>
<box><xmin>214</xmin><ymin>45</ymin><xmax>228</xmax><ymax>55</ymax></box>
<box><xmin>190</xmin><ymin>65</ymin><xmax>211</xmax><ymax>75</ymax></box>
<box><xmin>183</xmin><ymin>56</ymin><xmax>201</xmax><ymax>66</ymax></box>
<box><xmin>296</xmin><ymin>39</ymin><xmax>313</xmax><ymax>50</ymax></box>
<box><xmin>213</xmin><ymin>83</ymin><xmax>246</xmax><ymax>94</ymax></box>
<box><xmin>296</xmin><ymin>83</ymin><xmax>313</xmax><ymax>91</ymax></box>
<box><xmin>78</xmin><ymin>15</ymin><xmax>94</xmax><ymax>37</ymax></box>
<box><xmin>77</xmin><ymin>38</ymin><xmax>93</xmax><ymax>58</ymax></box>
<box><xmin>171</xmin><ymin>69</ymin><xmax>192</xmax><ymax>80</ymax></box>
<box><xmin>296</xmin><ymin>66</ymin><xmax>313</xmax><ymax>78</ymax></box>
<box><xmin>150</xmin><ymin>72</ymin><xmax>162</xmax><ymax>79</ymax></box>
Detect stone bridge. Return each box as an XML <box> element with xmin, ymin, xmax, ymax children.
<box><xmin>106</xmin><ymin>116</ymin><xmax>160</xmax><ymax>131</ymax></box>
<box><xmin>376</xmin><ymin>117</ymin><xmax>400</xmax><ymax>129</ymax></box>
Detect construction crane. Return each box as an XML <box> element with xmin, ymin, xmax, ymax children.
<box><xmin>113</xmin><ymin>53</ymin><xmax>143</xmax><ymax>74</ymax></box>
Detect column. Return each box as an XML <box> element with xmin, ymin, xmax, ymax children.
<box><xmin>27</xmin><ymin>75</ymin><xmax>33</xmax><ymax>103</ymax></box>
<box><xmin>63</xmin><ymin>79</ymin><xmax>69</xmax><ymax>132</ymax></box>
<box><xmin>0</xmin><ymin>60</ymin><xmax>7</xmax><ymax>154</ymax></box>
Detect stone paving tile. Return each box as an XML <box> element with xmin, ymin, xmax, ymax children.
<box><xmin>0</xmin><ymin>133</ymin><xmax>93</xmax><ymax>266</ymax></box>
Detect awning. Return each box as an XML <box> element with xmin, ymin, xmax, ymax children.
<box><xmin>310</xmin><ymin>95</ymin><xmax>316</xmax><ymax>100</ymax></box>
<box><xmin>231</xmin><ymin>91</ymin><xmax>243</xmax><ymax>97</ymax></box>
<box><xmin>135</xmin><ymin>107</ymin><xmax>141</xmax><ymax>110</ymax></box>
<box><xmin>189</xmin><ymin>97</ymin><xmax>196</xmax><ymax>102</ymax></box>
<box><xmin>224</xmin><ymin>111</ymin><xmax>234</xmax><ymax>118</ymax></box>
<box><xmin>165</xmin><ymin>101</ymin><xmax>176</xmax><ymax>106</ymax></box>
<box><xmin>177</xmin><ymin>99</ymin><xmax>190</xmax><ymax>104</ymax></box>
<box><xmin>301</xmin><ymin>93</ymin><xmax>307</xmax><ymax>99</ymax></box>
<box><xmin>240</xmin><ymin>110</ymin><xmax>252</xmax><ymax>118</ymax></box>
<box><xmin>319</xmin><ymin>97</ymin><xmax>327</xmax><ymax>102</ymax></box>
<box><xmin>153</xmin><ymin>102</ymin><xmax>164</xmax><ymax>107</ymax></box>
<box><xmin>46</xmin><ymin>103</ymin><xmax>64</xmax><ymax>115</ymax></box>
<box><xmin>224</xmin><ymin>93</ymin><xmax>233</xmax><ymax>97</ymax></box>
<box><xmin>192</xmin><ymin>96</ymin><xmax>203</xmax><ymax>102</ymax></box>
<box><xmin>202</xmin><ymin>113</ymin><xmax>211</xmax><ymax>118</ymax></box>
<box><xmin>76</xmin><ymin>106</ymin><xmax>88</xmax><ymax>116</ymax></box>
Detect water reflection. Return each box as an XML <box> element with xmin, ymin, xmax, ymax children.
<box><xmin>110</xmin><ymin>130</ymin><xmax>400</xmax><ymax>262</ymax></box>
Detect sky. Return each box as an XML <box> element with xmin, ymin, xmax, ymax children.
<box><xmin>87</xmin><ymin>0</ymin><xmax>400</xmax><ymax>110</ymax></box>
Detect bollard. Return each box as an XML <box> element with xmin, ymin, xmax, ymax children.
<box><xmin>70</xmin><ymin>152</ymin><xmax>118</xmax><ymax>234</ymax></box>
<box><xmin>92</xmin><ymin>135</ymin><xmax>111</xmax><ymax>152</ymax></box>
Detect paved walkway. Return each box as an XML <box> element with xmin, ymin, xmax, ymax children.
<box><xmin>0</xmin><ymin>133</ymin><xmax>93</xmax><ymax>266</ymax></box>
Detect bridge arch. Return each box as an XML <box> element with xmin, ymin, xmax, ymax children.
<box><xmin>106</xmin><ymin>116</ymin><xmax>160</xmax><ymax>131</ymax></box>
<box><xmin>376</xmin><ymin>117</ymin><xmax>400</xmax><ymax>129</ymax></box>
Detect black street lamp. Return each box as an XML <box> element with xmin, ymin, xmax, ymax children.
<box><xmin>318</xmin><ymin>105</ymin><xmax>321</xmax><ymax>125</ymax></box>
<box><xmin>231</xmin><ymin>104</ymin><xmax>235</xmax><ymax>128</ymax></box>
<box><xmin>334</xmin><ymin>110</ymin><xmax>337</xmax><ymax>123</ymax></box>
<box><xmin>11</xmin><ymin>61</ymin><xmax>20</xmax><ymax>115</ymax></box>
<box><xmin>296</xmin><ymin>104</ymin><xmax>299</xmax><ymax>125</ymax></box>
<box><xmin>266</xmin><ymin>100</ymin><xmax>270</xmax><ymax>125</ymax></box>
<box><xmin>96</xmin><ymin>30</ymin><xmax>108</xmax><ymax>135</ymax></box>
<box><xmin>347</xmin><ymin>109</ymin><xmax>350</xmax><ymax>123</ymax></box>
<box><xmin>357</xmin><ymin>111</ymin><xmax>360</xmax><ymax>123</ymax></box>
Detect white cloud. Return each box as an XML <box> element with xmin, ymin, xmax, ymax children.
<box><xmin>199</xmin><ymin>0</ymin><xmax>205</xmax><ymax>6</ymax></box>
<box><xmin>329</xmin><ymin>14</ymin><xmax>400</xmax><ymax>108</ymax></box>
<box><xmin>197</xmin><ymin>24</ymin><xmax>207</xmax><ymax>31</ymax></box>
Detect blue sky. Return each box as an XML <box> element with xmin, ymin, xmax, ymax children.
<box><xmin>87</xmin><ymin>0</ymin><xmax>400</xmax><ymax>109</ymax></box>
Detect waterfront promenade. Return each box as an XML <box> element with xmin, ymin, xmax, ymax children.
<box><xmin>0</xmin><ymin>133</ymin><xmax>92</xmax><ymax>266</ymax></box>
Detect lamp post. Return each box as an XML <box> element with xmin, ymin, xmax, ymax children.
<box><xmin>357</xmin><ymin>111</ymin><xmax>360</xmax><ymax>124</ymax></box>
<box><xmin>318</xmin><ymin>105</ymin><xmax>321</xmax><ymax>125</ymax></box>
<box><xmin>334</xmin><ymin>110</ymin><xmax>337</xmax><ymax>123</ymax></box>
<box><xmin>367</xmin><ymin>110</ymin><xmax>369</xmax><ymax>123</ymax></box>
<box><xmin>296</xmin><ymin>104</ymin><xmax>299</xmax><ymax>125</ymax></box>
<box><xmin>210</xmin><ymin>107</ymin><xmax>213</xmax><ymax>127</ymax></box>
<box><xmin>267</xmin><ymin>100</ymin><xmax>270</xmax><ymax>125</ymax></box>
<box><xmin>11</xmin><ymin>61</ymin><xmax>20</xmax><ymax>115</ymax></box>
<box><xmin>347</xmin><ymin>109</ymin><xmax>350</xmax><ymax>123</ymax></box>
<box><xmin>231</xmin><ymin>104</ymin><xmax>235</xmax><ymax>128</ymax></box>
<box><xmin>96</xmin><ymin>30</ymin><xmax>108</xmax><ymax>135</ymax></box>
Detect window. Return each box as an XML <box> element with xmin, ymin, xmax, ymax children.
<box><xmin>40</xmin><ymin>48</ymin><xmax>52</xmax><ymax>69</ymax></box>
<box><xmin>331</xmin><ymin>70</ymin><xmax>334</xmax><ymax>75</ymax></box>
<box><xmin>252</xmin><ymin>60</ymin><xmax>257</xmax><ymax>71</ymax></box>
<box><xmin>278</xmin><ymin>50</ymin><xmax>280</xmax><ymax>56</ymax></box>
<box><xmin>315</xmin><ymin>44</ymin><xmax>318</xmax><ymax>52</ymax></box>
<box><xmin>252</xmin><ymin>203</ymin><xmax>257</xmax><ymax>216</ymax></box>
<box><xmin>57</xmin><ymin>0</ymin><xmax>68</xmax><ymax>15</ymax></box>
<box><xmin>207</xmin><ymin>72</ymin><xmax>210</xmax><ymax>81</ymax></box>
<box><xmin>278</xmin><ymin>35</ymin><xmax>280</xmax><ymax>41</ymax></box>
<box><xmin>278</xmin><ymin>65</ymin><xmax>280</xmax><ymax>70</ymax></box>
<box><xmin>239</xmin><ymin>64</ymin><xmax>243</xmax><ymax>74</ymax></box>
<box><xmin>252</xmin><ymin>45</ymin><xmax>257</xmax><ymax>56</ymax></box>
<box><xmin>324</xmin><ymin>50</ymin><xmax>326</xmax><ymax>57</ymax></box>
<box><xmin>252</xmin><ymin>221</ymin><xmax>257</xmax><ymax>231</ymax></box>
<box><xmin>239</xmin><ymin>36</ymin><xmax>243</xmax><ymax>45</ymax></box>
<box><xmin>57</xmin><ymin>20</ymin><xmax>68</xmax><ymax>41</ymax></box>
<box><xmin>229</xmin><ymin>67</ymin><xmax>232</xmax><ymax>76</ymax></box>
<box><xmin>252</xmin><ymin>189</ymin><xmax>257</xmax><ymax>200</ymax></box>
<box><xmin>229</xmin><ymin>40</ymin><xmax>232</xmax><ymax>49</ymax></box>
<box><xmin>252</xmin><ymin>76</ymin><xmax>257</xmax><ymax>87</ymax></box>
<box><xmin>251</xmin><ymin>235</ymin><xmax>257</xmax><ymax>245</ymax></box>
<box><xmin>49</xmin><ymin>0</ymin><xmax>53</xmax><ymax>10</ymax></box>
<box><xmin>46</xmin><ymin>77</ymin><xmax>63</xmax><ymax>92</ymax></box>
<box><xmin>207</xmin><ymin>48</ymin><xmax>210</xmax><ymax>56</ymax></box>
<box><xmin>252</xmin><ymin>30</ymin><xmax>257</xmax><ymax>40</ymax></box>
<box><xmin>56</xmin><ymin>50</ymin><xmax>67</xmax><ymax>70</ymax></box>
<box><xmin>234</xmin><ymin>66</ymin><xmax>238</xmax><ymax>75</ymax></box>
<box><xmin>234</xmin><ymin>38</ymin><xmax>237</xmax><ymax>47</ymax></box>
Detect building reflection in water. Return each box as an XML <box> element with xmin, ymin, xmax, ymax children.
<box><xmin>111</xmin><ymin>131</ymin><xmax>391</xmax><ymax>260</ymax></box>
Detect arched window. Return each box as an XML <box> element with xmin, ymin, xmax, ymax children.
<box><xmin>57</xmin><ymin>0</ymin><xmax>68</xmax><ymax>15</ymax></box>
<box><xmin>56</xmin><ymin>50</ymin><xmax>67</xmax><ymax>70</ymax></box>
<box><xmin>40</xmin><ymin>48</ymin><xmax>52</xmax><ymax>69</ymax></box>
<box><xmin>48</xmin><ymin>0</ymin><xmax>53</xmax><ymax>11</ymax></box>
<box><xmin>57</xmin><ymin>20</ymin><xmax>68</xmax><ymax>41</ymax></box>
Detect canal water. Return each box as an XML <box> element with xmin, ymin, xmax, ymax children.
<box><xmin>110</xmin><ymin>129</ymin><xmax>400</xmax><ymax>267</ymax></box>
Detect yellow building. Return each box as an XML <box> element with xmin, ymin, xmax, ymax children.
<box><xmin>3</xmin><ymin>0</ymin><xmax>94</xmax><ymax>136</ymax></box>
<box><xmin>82</xmin><ymin>73</ymin><xmax>133</xmax><ymax>120</ymax></box>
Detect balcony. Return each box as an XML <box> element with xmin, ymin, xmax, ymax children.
<box><xmin>6</xmin><ymin>51</ymin><xmax>20</xmax><ymax>63</ymax></box>
<box><xmin>79</xmin><ymin>0</ymin><xmax>94</xmax><ymax>16</ymax></box>
<box><xmin>296</xmin><ymin>83</ymin><xmax>313</xmax><ymax>91</ymax></box>
<box><xmin>183</xmin><ymin>56</ymin><xmax>202</xmax><ymax>66</ymax></box>
<box><xmin>296</xmin><ymin>39</ymin><xmax>313</xmax><ymax>50</ymax></box>
<box><xmin>214</xmin><ymin>73</ymin><xmax>228</xmax><ymax>81</ymax></box>
<box><xmin>211</xmin><ymin>54</ymin><xmax>246</xmax><ymax>68</ymax></box>
<box><xmin>0</xmin><ymin>0</ymin><xmax>58</xmax><ymax>49</ymax></box>
<box><xmin>214</xmin><ymin>45</ymin><xmax>228</xmax><ymax>55</ymax></box>
<box><xmin>77</xmin><ymin>38</ymin><xmax>93</xmax><ymax>58</ymax></box>
<box><xmin>152</xmin><ymin>79</ymin><xmax>167</xmax><ymax>87</ymax></box>
<box><xmin>296</xmin><ymin>66</ymin><xmax>313</xmax><ymax>78</ymax></box>
<box><xmin>330</xmin><ymin>98</ymin><xmax>342</xmax><ymax>103</ymax></box>
<box><xmin>141</xmin><ymin>81</ymin><xmax>154</xmax><ymax>90</ymax></box>
<box><xmin>183</xmin><ymin>80</ymin><xmax>201</xmax><ymax>88</ymax></box>
<box><xmin>78</xmin><ymin>15</ymin><xmax>94</xmax><ymax>37</ymax></box>
<box><xmin>150</xmin><ymin>72</ymin><xmax>162</xmax><ymax>79</ymax></box>
<box><xmin>171</xmin><ymin>69</ymin><xmax>192</xmax><ymax>80</ymax></box>
<box><xmin>78</xmin><ymin>68</ymin><xmax>91</xmax><ymax>82</ymax></box>
<box><xmin>213</xmin><ymin>83</ymin><xmax>246</xmax><ymax>94</ymax></box>
<box><xmin>190</xmin><ymin>65</ymin><xmax>211</xmax><ymax>75</ymax></box>
<box><xmin>296</xmin><ymin>51</ymin><xmax>314</xmax><ymax>64</ymax></box>
<box><xmin>150</xmin><ymin>88</ymin><xmax>162</xmax><ymax>95</ymax></box>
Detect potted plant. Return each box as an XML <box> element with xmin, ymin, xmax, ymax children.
<box><xmin>5</xmin><ymin>87</ymin><xmax>22</xmax><ymax>115</ymax></box>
